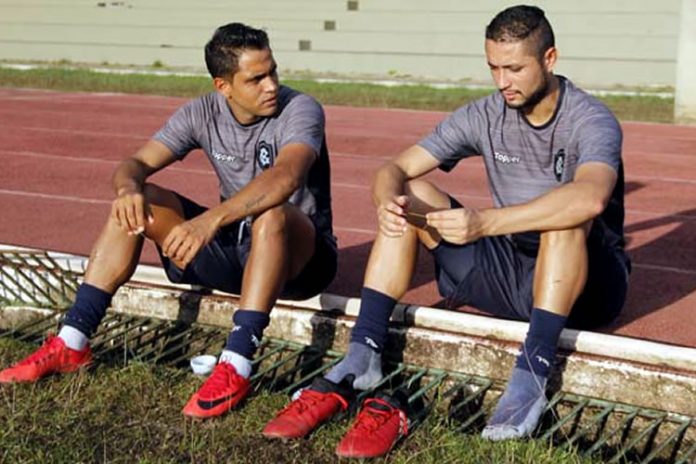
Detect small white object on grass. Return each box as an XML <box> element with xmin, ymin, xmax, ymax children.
<box><xmin>190</xmin><ymin>355</ymin><xmax>217</xmax><ymax>376</ymax></box>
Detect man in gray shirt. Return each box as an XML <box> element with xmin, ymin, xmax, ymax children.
<box><xmin>0</xmin><ymin>23</ymin><xmax>336</xmax><ymax>420</ymax></box>
<box><xmin>264</xmin><ymin>5</ymin><xmax>629</xmax><ymax>457</ymax></box>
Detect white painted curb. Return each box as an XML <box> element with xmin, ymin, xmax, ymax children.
<box><xmin>2</xmin><ymin>244</ymin><xmax>695</xmax><ymax>373</ymax></box>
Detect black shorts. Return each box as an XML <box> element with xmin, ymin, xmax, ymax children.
<box><xmin>430</xmin><ymin>202</ymin><xmax>631</xmax><ymax>330</ymax></box>
<box><xmin>157</xmin><ymin>194</ymin><xmax>337</xmax><ymax>300</ymax></box>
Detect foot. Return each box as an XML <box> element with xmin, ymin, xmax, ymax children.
<box><xmin>182</xmin><ymin>362</ymin><xmax>250</xmax><ymax>419</ymax></box>
<box><xmin>335</xmin><ymin>392</ymin><xmax>408</xmax><ymax>459</ymax></box>
<box><xmin>0</xmin><ymin>335</ymin><xmax>92</xmax><ymax>383</ymax></box>
<box><xmin>262</xmin><ymin>377</ymin><xmax>349</xmax><ymax>439</ymax></box>
<box><xmin>481</xmin><ymin>367</ymin><xmax>548</xmax><ymax>441</ymax></box>
<box><xmin>325</xmin><ymin>342</ymin><xmax>383</xmax><ymax>390</ymax></box>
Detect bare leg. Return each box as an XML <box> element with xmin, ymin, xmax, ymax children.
<box><xmin>363</xmin><ymin>179</ymin><xmax>451</xmax><ymax>298</ymax></box>
<box><xmin>483</xmin><ymin>223</ymin><xmax>590</xmax><ymax>441</ymax></box>
<box><xmin>238</xmin><ymin>204</ymin><xmax>316</xmax><ymax>312</ymax></box>
<box><xmin>83</xmin><ymin>183</ymin><xmax>188</xmax><ymax>292</ymax></box>
<box><xmin>326</xmin><ymin>180</ymin><xmax>451</xmax><ymax>389</ymax></box>
<box><xmin>533</xmin><ymin>224</ymin><xmax>590</xmax><ymax>315</ymax></box>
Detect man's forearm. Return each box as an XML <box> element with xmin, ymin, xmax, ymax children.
<box><xmin>112</xmin><ymin>158</ymin><xmax>150</xmax><ymax>195</ymax></box>
<box><xmin>202</xmin><ymin>165</ymin><xmax>301</xmax><ymax>227</ymax></box>
<box><xmin>480</xmin><ymin>181</ymin><xmax>606</xmax><ymax>236</ymax></box>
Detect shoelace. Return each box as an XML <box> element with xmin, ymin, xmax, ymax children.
<box><xmin>200</xmin><ymin>363</ymin><xmax>236</xmax><ymax>397</ymax></box>
<box><xmin>280</xmin><ymin>389</ymin><xmax>348</xmax><ymax>416</ymax></box>
<box><xmin>17</xmin><ymin>336</ymin><xmax>61</xmax><ymax>366</ymax></box>
<box><xmin>353</xmin><ymin>398</ymin><xmax>408</xmax><ymax>436</ymax></box>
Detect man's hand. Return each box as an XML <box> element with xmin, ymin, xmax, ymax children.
<box><xmin>376</xmin><ymin>195</ymin><xmax>411</xmax><ymax>237</ymax></box>
<box><xmin>162</xmin><ymin>214</ymin><xmax>220</xmax><ymax>268</ymax></box>
<box><xmin>426</xmin><ymin>207</ymin><xmax>485</xmax><ymax>245</ymax></box>
<box><xmin>111</xmin><ymin>188</ymin><xmax>153</xmax><ymax>235</ymax></box>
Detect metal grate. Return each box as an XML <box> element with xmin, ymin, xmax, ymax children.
<box><xmin>1</xmin><ymin>311</ymin><xmax>693</xmax><ymax>464</ymax></box>
<box><xmin>0</xmin><ymin>249</ymin><xmax>81</xmax><ymax>308</ymax></box>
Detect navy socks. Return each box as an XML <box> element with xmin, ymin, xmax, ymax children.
<box><xmin>349</xmin><ymin>287</ymin><xmax>397</xmax><ymax>352</ymax></box>
<box><xmin>62</xmin><ymin>283</ymin><xmax>113</xmax><ymax>338</ymax></box>
<box><xmin>515</xmin><ymin>308</ymin><xmax>567</xmax><ymax>377</ymax></box>
<box><xmin>483</xmin><ymin>308</ymin><xmax>567</xmax><ymax>441</ymax></box>
<box><xmin>225</xmin><ymin>309</ymin><xmax>270</xmax><ymax>359</ymax></box>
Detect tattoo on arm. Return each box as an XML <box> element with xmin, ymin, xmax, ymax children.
<box><xmin>244</xmin><ymin>193</ymin><xmax>267</xmax><ymax>213</ymax></box>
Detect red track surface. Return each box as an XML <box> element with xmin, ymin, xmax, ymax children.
<box><xmin>0</xmin><ymin>88</ymin><xmax>694</xmax><ymax>347</ymax></box>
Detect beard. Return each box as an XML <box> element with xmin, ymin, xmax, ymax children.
<box><xmin>504</xmin><ymin>74</ymin><xmax>551</xmax><ymax>111</ymax></box>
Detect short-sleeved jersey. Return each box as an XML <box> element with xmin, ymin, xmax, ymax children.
<box><xmin>152</xmin><ymin>86</ymin><xmax>333</xmax><ymax>240</ymax></box>
<box><xmin>418</xmin><ymin>76</ymin><xmax>625</xmax><ymax>250</ymax></box>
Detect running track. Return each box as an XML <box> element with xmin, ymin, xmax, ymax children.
<box><xmin>0</xmin><ymin>88</ymin><xmax>694</xmax><ymax>348</ymax></box>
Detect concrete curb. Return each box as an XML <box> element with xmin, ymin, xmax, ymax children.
<box><xmin>1</xmin><ymin>245</ymin><xmax>695</xmax><ymax>416</ymax></box>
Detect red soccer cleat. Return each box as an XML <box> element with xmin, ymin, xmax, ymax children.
<box><xmin>335</xmin><ymin>394</ymin><xmax>409</xmax><ymax>459</ymax></box>
<box><xmin>182</xmin><ymin>361</ymin><xmax>250</xmax><ymax>419</ymax></box>
<box><xmin>0</xmin><ymin>335</ymin><xmax>92</xmax><ymax>383</ymax></box>
<box><xmin>263</xmin><ymin>377</ymin><xmax>349</xmax><ymax>439</ymax></box>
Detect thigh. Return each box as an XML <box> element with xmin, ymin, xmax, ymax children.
<box><xmin>430</xmin><ymin>235</ymin><xmax>535</xmax><ymax>320</ymax></box>
<box><xmin>158</xmin><ymin>193</ymin><xmax>248</xmax><ymax>294</ymax></box>
<box><xmin>281</xmin><ymin>229</ymin><xmax>338</xmax><ymax>300</ymax></box>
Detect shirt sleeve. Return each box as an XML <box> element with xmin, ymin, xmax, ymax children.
<box><xmin>574</xmin><ymin>108</ymin><xmax>622</xmax><ymax>172</ymax></box>
<box><xmin>277</xmin><ymin>94</ymin><xmax>325</xmax><ymax>158</ymax></box>
<box><xmin>417</xmin><ymin>102</ymin><xmax>483</xmax><ymax>172</ymax></box>
<box><xmin>152</xmin><ymin>100</ymin><xmax>201</xmax><ymax>160</ymax></box>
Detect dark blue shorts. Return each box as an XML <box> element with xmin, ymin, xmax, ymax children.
<box><xmin>430</xmin><ymin>203</ymin><xmax>630</xmax><ymax>330</ymax></box>
<box><xmin>157</xmin><ymin>194</ymin><xmax>337</xmax><ymax>300</ymax></box>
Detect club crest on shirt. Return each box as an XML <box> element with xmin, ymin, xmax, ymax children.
<box><xmin>256</xmin><ymin>141</ymin><xmax>275</xmax><ymax>170</ymax></box>
<box><xmin>553</xmin><ymin>149</ymin><xmax>565</xmax><ymax>182</ymax></box>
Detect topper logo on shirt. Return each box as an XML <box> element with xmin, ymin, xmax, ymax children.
<box><xmin>256</xmin><ymin>141</ymin><xmax>275</xmax><ymax>170</ymax></box>
<box><xmin>494</xmin><ymin>151</ymin><xmax>521</xmax><ymax>164</ymax></box>
<box><xmin>212</xmin><ymin>150</ymin><xmax>237</xmax><ymax>164</ymax></box>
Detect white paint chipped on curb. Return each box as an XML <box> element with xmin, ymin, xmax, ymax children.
<box><xmin>1</xmin><ymin>244</ymin><xmax>695</xmax><ymax>374</ymax></box>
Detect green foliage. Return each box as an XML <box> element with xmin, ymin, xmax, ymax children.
<box><xmin>0</xmin><ymin>66</ymin><xmax>675</xmax><ymax>123</ymax></box>
<box><xmin>0</xmin><ymin>338</ymin><xmax>599</xmax><ymax>463</ymax></box>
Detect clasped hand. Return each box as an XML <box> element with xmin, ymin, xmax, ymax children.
<box><xmin>377</xmin><ymin>195</ymin><xmax>484</xmax><ymax>244</ymax></box>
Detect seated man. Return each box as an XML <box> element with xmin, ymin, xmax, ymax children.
<box><xmin>0</xmin><ymin>23</ymin><xmax>337</xmax><ymax>420</ymax></box>
<box><xmin>263</xmin><ymin>5</ymin><xmax>630</xmax><ymax>458</ymax></box>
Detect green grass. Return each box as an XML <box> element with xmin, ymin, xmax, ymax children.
<box><xmin>0</xmin><ymin>65</ymin><xmax>675</xmax><ymax>123</ymax></box>
<box><xmin>0</xmin><ymin>338</ymin><xmax>599</xmax><ymax>463</ymax></box>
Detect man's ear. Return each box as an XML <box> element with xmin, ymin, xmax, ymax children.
<box><xmin>213</xmin><ymin>76</ymin><xmax>229</xmax><ymax>95</ymax></box>
<box><xmin>543</xmin><ymin>46</ymin><xmax>557</xmax><ymax>73</ymax></box>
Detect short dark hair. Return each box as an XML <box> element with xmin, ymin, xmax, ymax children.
<box><xmin>204</xmin><ymin>23</ymin><xmax>270</xmax><ymax>78</ymax></box>
<box><xmin>485</xmin><ymin>5</ymin><xmax>555</xmax><ymax>60</ymax></box>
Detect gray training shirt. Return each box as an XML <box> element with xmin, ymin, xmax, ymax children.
<box><xmin>419</xmin><ymin>76</ymin><xmax>626</xmax><ymax>250</ymax></box>
<box><xmin>153</xmin><ymin>85</ymin><xmax>334</xmax><ymax>241</ymax></box>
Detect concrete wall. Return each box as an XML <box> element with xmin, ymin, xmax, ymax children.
<box><xmin>0</xmin><ymin>0</ymin><xmax>684</xmax><ymax>90</ymax></box>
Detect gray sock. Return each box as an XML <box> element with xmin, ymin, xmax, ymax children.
<box><xmin>481</xmin><ymin>367</ymin><xmax>548</xmax><ymax>441</ymax></box>
<box><xmin>324</xmin><ymin>342</ymin><xmax>383</xmax><ymax>391</ymax></box>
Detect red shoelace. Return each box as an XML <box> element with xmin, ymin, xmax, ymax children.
<box><xmin>353</xmin><ymin>398</ymin><xmax>408</xmax><ymax>436</ymax></box>
<box><xmin>280</xmin><ymin>388</ymin><xmax>347</xmax><ymax>415</ymax></box>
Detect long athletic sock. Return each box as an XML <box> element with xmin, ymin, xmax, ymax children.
<box><xmin>349</xmin><ymin>287</ymin><xmax>397</xmax><ymax>351</ymax></box>
<box><xmin>482</xmin><ymin>308</ymin><xmax>567</xmax><ymax>441</ymax></box>
<box><xmin>324</xmin><ymin>287</ymin><xmax>395</xmax><ymax>390</ymax></box>
<box><xmin>61</xmin><ymin>283</ymin><xmax>113</xmax><ymax>340</ymax></box>
<box><xmin>224</xmin><ymin>309</ymin><xmax>270</xmax><ymax>358</ymax></box>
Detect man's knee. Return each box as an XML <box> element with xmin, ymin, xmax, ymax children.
<box><xmin>539</xmin><ymin>224</ymin><xmax>590</xmax><ymax>251</ymax></box>
<box><xmin>403</xmin><ymin>179</ymin><xmax>451</xmax><ymax>210</ymax></box>
<box><xmin>251</xmin><ymin>205</ymin><xmax>291</xmax><ymax>239</ymax></box>
<box><xmin>140</xmin><ymin>183</ymin><xmax>184</xmax><ymax>240</ymax></box>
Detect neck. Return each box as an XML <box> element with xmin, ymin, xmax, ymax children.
<box><xmin>227</xmin><ymin>101</ymin><xmax>259</xmax><ymax>126</ymax></box>
<box><xmin>523</xmin><ymin>75</ymin><xmax>560</xmax><ymax>127</ymax></box>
